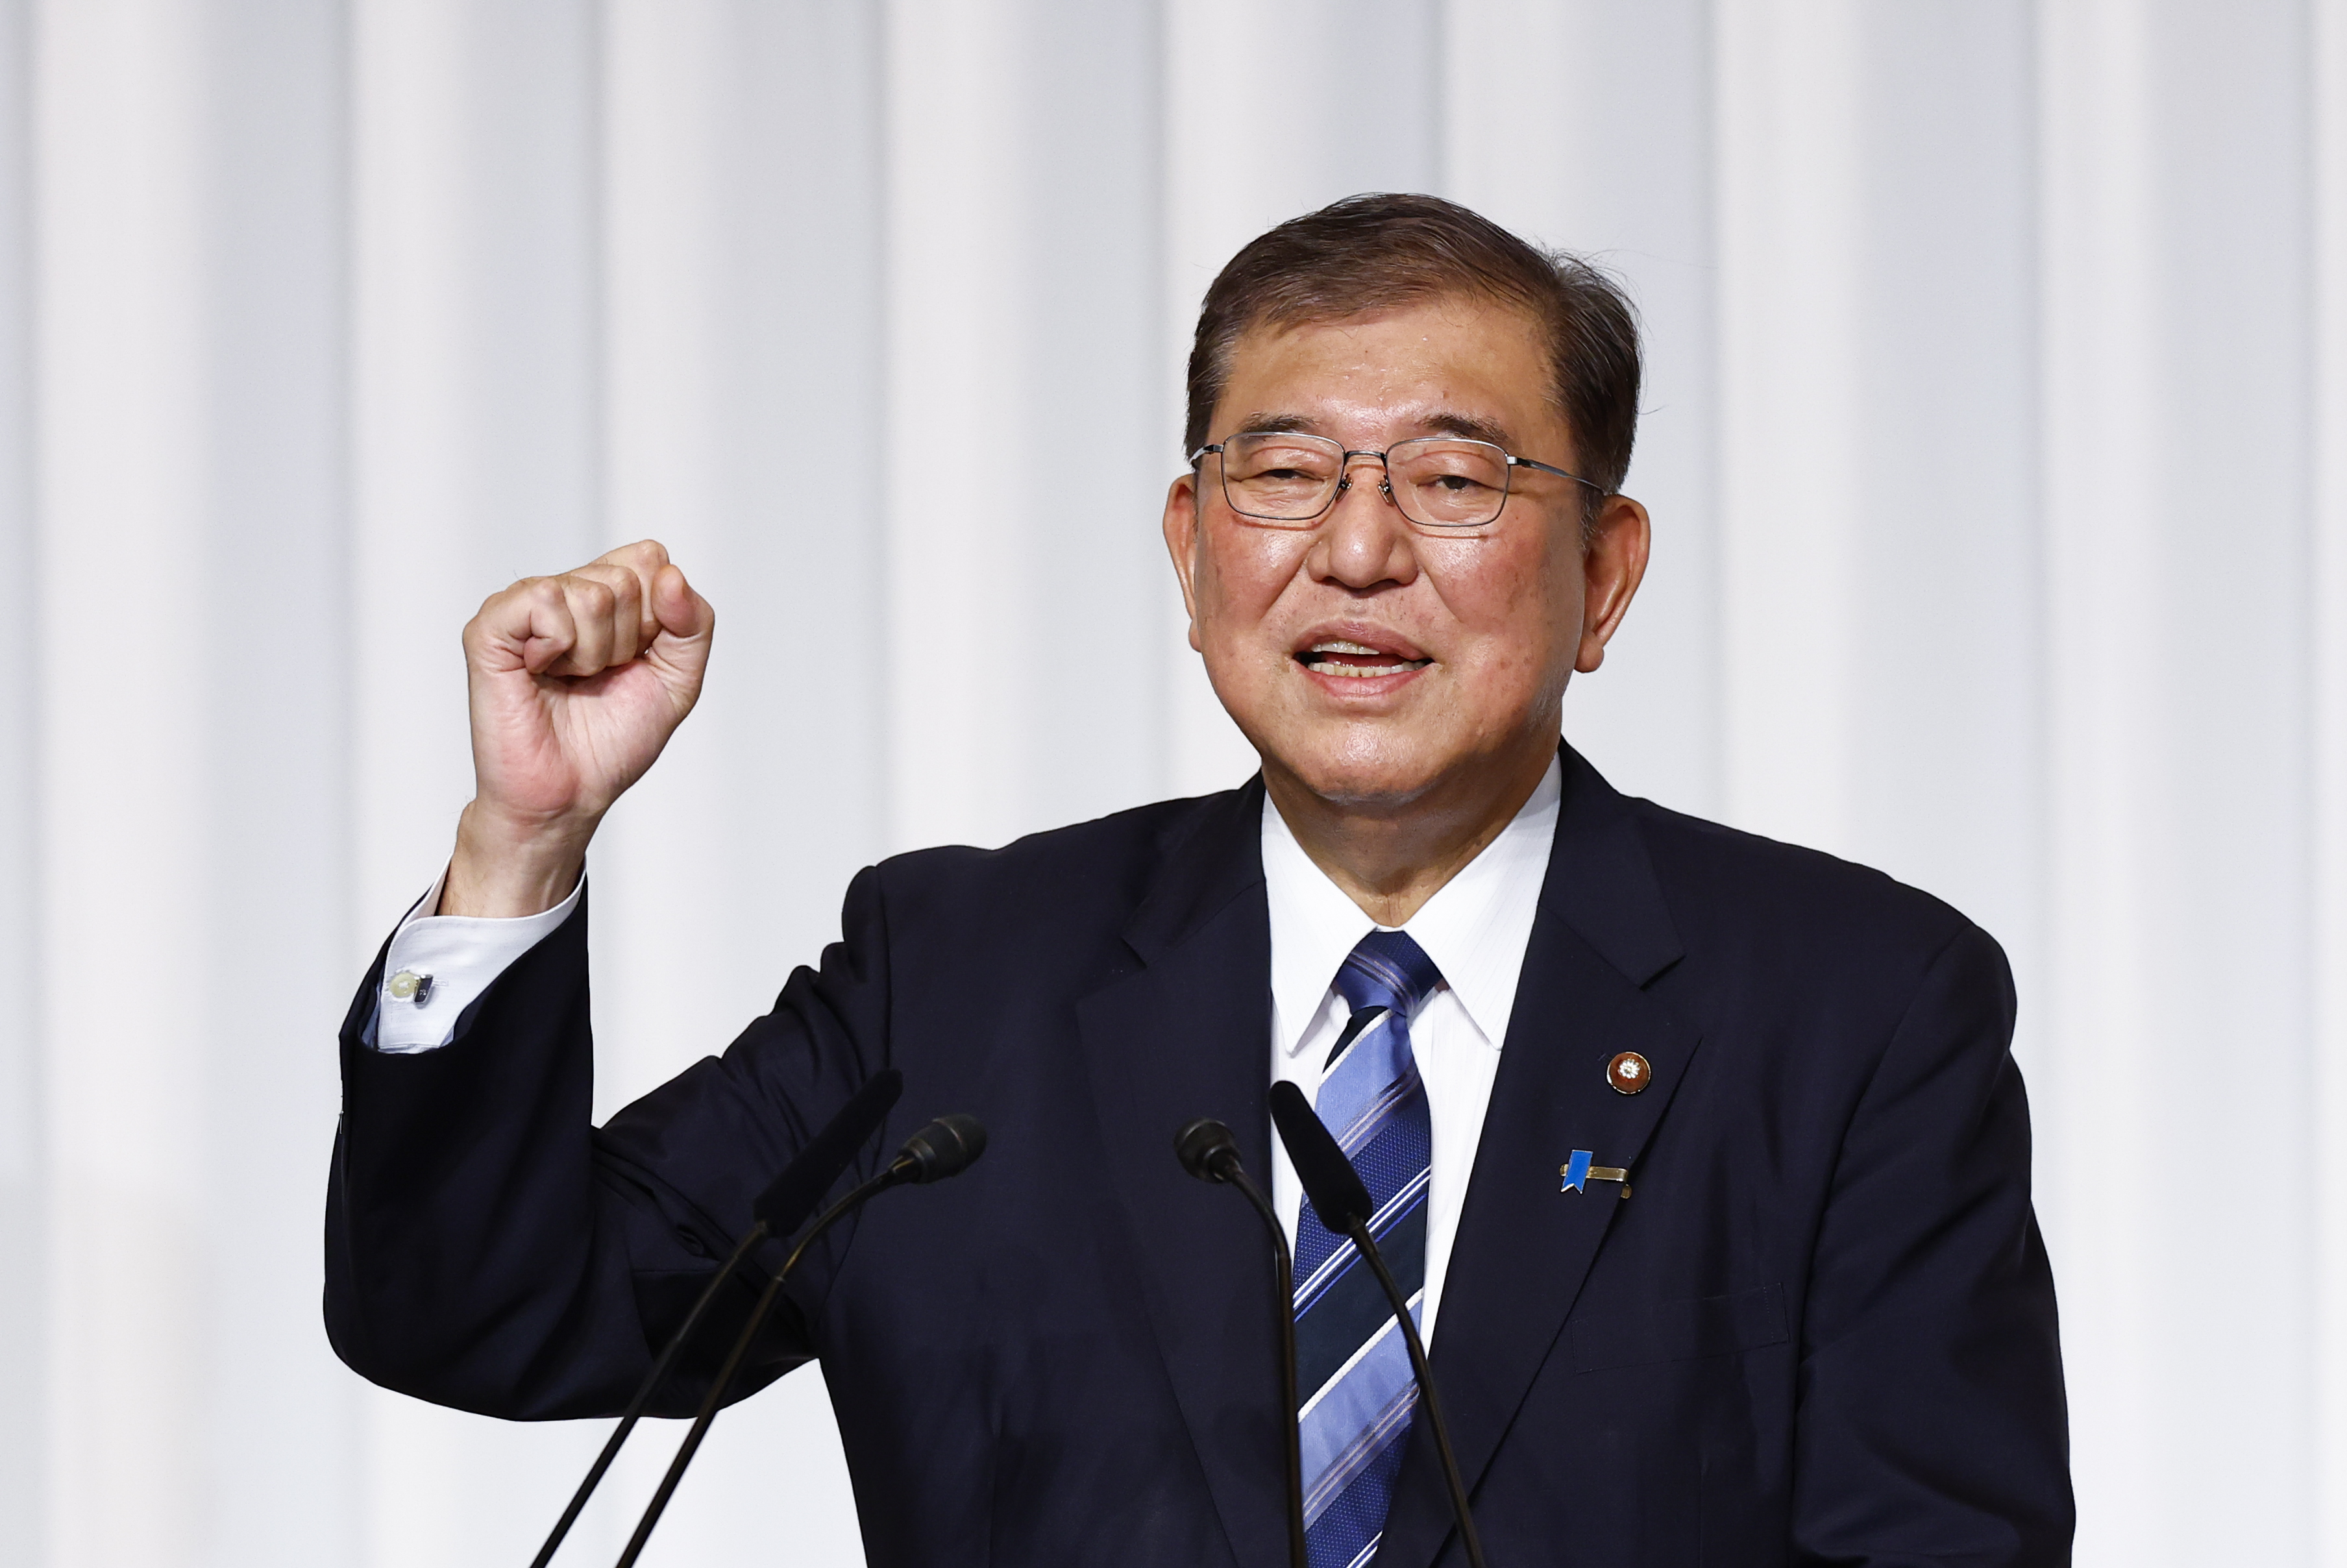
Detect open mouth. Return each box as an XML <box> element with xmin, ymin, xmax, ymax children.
<box><xmin>1296</xmin><ymin>639</ymin><xmax>1433</xmax><ymax>679</ymax></box>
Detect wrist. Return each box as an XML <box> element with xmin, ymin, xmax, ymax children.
<box><xmin>443</xmin><ymin>800</ymin><xmax>595</xmax><ymax>918</ymax></box>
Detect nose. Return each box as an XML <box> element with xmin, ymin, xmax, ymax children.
<box><xmin>1311</xmin><ymin>452</ymin><xmax>1419</xmax><ymax>591</ymax></box>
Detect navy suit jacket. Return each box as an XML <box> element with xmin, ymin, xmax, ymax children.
<box><xmin>325</xmin><ymin>748</ymin><xmax>2071</xmax><ymax>1566</ymax></box>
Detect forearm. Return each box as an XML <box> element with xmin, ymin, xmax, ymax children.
<box><xmin>325</xmin><ymin>865</ymin><xmax>899</xmax><ymax>1419</ymax></box>
<box><xmin>327</xmin><ymin>900</ymin><xmax>634</xmax><ymax>1415</ymax></box>
<box><xmin>326</xmin><ymin>539</ymin><xmax>733</xmax><ymax>1411</ymax></box>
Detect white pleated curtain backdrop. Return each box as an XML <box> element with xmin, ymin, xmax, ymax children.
<box><xmin>1</xmin><ymin>1</ymin><xmax>2341</xmax><ymax>1564</ymax></box>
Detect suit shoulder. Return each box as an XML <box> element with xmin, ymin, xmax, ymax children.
<box><xmin>866</xmin><ymin>788</ymin><xmax>1251</xmax><ymax>929</ymax></box>
<box><xmin>1621</xmin><ymin>794</ymin><xmax>1994</xmax><ymax>966</ymax></box>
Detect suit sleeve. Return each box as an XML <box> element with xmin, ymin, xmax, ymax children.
<box><xmin>324</xmin><ymin>869</ymin><xmax>896</xmax><ymax>1420</ymax></box>
<box><xmin>1791</xmin><ymin>923</ymin><xmax>2074</xmax><ymax>1567</ymax></box>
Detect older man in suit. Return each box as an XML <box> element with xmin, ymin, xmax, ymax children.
<box><xmin>326</xmin><ymin>193</ymin><xmax>2071</xmax><ymax>1567</ymax></box>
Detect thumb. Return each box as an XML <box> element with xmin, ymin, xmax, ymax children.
<box><xmin>645</xmin><ymin>562</ymin><xmax>715</xmax><ymax>703</ymax></box>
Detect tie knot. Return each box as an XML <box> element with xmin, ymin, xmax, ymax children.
<box><xmin>1335</xmin><ymin>928</ymin><xmax>1443</xmax><ymax>1018</ymax></box>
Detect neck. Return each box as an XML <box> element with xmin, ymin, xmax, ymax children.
<box><xmin>1264</xmin><ymin>736</ymin><xmax>1556</xmax><ymax>927</ymax></box>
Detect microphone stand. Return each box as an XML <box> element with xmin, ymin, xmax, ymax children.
<box><xmin>609</xmin><ymin>1173</ymin><xmax>882</xmax><ymax>1568</ymax></box>
<box><xmin>609</xmin><ymin>1115</ymin><xmax>987</xmax><ymax>1568</ymax></box>
<box><xmin>1270</xmin><ymin>1081</ymin><xmax>1488</xmax><ymax>1568</ymax></box>
<box><xmin>1340</xmin><ymin>1214</ymin><xmax>1486</xmax><ymax>1568</ymax></box>
<box><xmin>530</xmin><ymin>1066</ymin><xmax>904</xmax><ymax>1568</ymax></box>
<box><xmin>527</xmin><ymin>1223</ymin><xmax>768</xmax><ymax>1568</ymax></box>
<box><xmin>1175</xmin><ymin>1119</ymin><xmax>1307</xmax><ymax>1568</ymax></box>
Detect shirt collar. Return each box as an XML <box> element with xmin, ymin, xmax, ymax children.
<box><xmin>1260</xmin><ymin>754</ymin><xmax>1563</xmax><ymax>1059</ymax></box>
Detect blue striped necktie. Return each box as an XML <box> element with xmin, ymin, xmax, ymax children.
<box><xmin>1294</xmin><ymin>928</ymin><xmax>1443</xmax><ymax>1568</ymax></box>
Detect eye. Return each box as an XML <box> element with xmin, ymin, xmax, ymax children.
<box><xmin>1391</xmin><ymin>441</ymin><xmax>1511</xmax><ymax>523</ymax></box>
<box><xmin>1230</xmin><ymin>444</ymin><xmax>1337</xmax><ymax>479</ymax></box>
<box><xmin>1220</xmin><ymin>434</ymin><xmax>1344</xmax><ymax>520</ymax></box>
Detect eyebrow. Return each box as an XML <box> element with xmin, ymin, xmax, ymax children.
<box><xmin>1229</xmin><ymin>412</ymin><xmax>1322</xmax><ymax>437</ymax></box>
<box><xmin>1415</xmin><ymin>411</ymin><xmax>1514</xmax><ymax>447</ymax></box>
<box><xmin>1226</xmin><ymin>410</ymin><xmax>1518</xmax><ymax>448</ymax></box>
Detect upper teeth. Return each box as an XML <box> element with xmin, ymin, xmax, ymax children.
<box><xmin>1302</xmin><ymin>639</ymin><xmax>1425</xmax><ymax>677</ymax></box>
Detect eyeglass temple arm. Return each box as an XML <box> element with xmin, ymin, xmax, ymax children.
<box><xmin>1509</xmin><ymin>454</ymin><xmax>1606</xmax><ymax>492</ymax></box>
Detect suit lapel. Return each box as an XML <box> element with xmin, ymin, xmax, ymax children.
<box><xmin>1075</xmin><ymin>780</ymin><xmax>1287</xmax><ymax>1568</ymax></box>
<box><xmin>1377</xmin><ymin>748</ymin><xmax>1700</xmax><ymax>1568</ymax></box>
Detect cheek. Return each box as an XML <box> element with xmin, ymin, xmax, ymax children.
<box><xmin>1437</xmin><ymin>535</ymin><xmax>1584</xmax><ymax>676</ymax></box>
<box><xmin>1196</xmin><ymin>521</ymin><xmax>1309</xmax><ymax>626</ymax></box>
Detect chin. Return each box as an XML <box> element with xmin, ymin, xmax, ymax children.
<box><xmin>1267</xmin><ymin>730</ymin><xmax>1457</xmax><ymax>811</ymax></box>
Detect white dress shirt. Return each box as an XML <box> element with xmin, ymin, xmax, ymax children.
<box><xmin>368</xmin><ymin>759</ymin><xmax>1565</xmax><ymax>1348</ymax></box>
<box><xmin>371</xmin><ymin>868</ymin><xmax>583</xmax><ymax>1052</ymax></box>
<box><xmin>1262</xmin><ymin>756</ymin><xmax>1560</xmax><ymax>1349</ymax></box>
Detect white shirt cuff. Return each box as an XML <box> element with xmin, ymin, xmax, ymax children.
<box><xmin>371</xmin><ymin>868</ymin><xmax>584</xmax><ymax>1054</ymax></box>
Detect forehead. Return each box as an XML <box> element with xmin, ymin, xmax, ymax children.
<box><xmin>1214</xmin><ymin>295</ymin><xmax>1560</xmax><ymax>443</ymax></box>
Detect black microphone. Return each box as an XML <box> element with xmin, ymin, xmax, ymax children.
<box><xmin>898</xmin><ymin>1111</ymin><xmax>987</xmax><ymax>1182</ymax></box>
<box><xmin>527</xmin><ymin>1068</ymin><xmax>903</xmax><ymax>1568</ymax></box>
<box><xmin>1175</xmin><ymin>1118</ymin><xmax>1306</xmax><ymax>1568</ymax></box>
<box><xmin>611</xmin><ymin>1112</ymin><xmax>990</xmax><ymax>1568</ymax></box>
<box><xmin>1268</xmin><ymin>1081</ymin><xmax>1490</xmax><ymax>1568</ymax></box>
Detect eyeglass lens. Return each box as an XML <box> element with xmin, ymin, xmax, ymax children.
<box><xmin>1218</xmin><ymin>432</ymin><xmax>1512</xmax><ymax>528</ymax></box>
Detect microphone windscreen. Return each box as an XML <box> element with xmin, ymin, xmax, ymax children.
<box><xmin>753</xmin><ymin>1068</ymin><xmax>905</xmax><ymax>1235</ymax></box>
<box><xmin>1269</xmin><ymin>1081</ymin><xmax>1372</xmax><ymax>1232</ymax></box>
<box><xmin>901</xmin><ymin>1113</ymin><xmax>987</xmax><ymax>1182</ymax></box>
<box><xmin>1174</xmin><ymin>1118</ymin><xmax>1241</xmax><ymax>1183</ymax></box>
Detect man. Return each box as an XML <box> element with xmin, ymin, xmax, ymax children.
<box><xmin>327</xmin><ymin>194</ymin><xmax>2071</xmax><ymax>1567</ymax></box>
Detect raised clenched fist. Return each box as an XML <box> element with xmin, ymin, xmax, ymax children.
<box><xmin>442</xmin><ymin>540</ymin><xmax>716</xmax><ymax>917</ymax></box>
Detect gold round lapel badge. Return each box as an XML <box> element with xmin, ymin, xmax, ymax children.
<box><xmin>1606</xmin><ymin>1051</ymin><xmax>1653</xmax><ymax>1094</ymax></box>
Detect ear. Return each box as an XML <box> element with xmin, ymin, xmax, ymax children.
<box><xmin>1162</xmin><ymin>471</ymin><xmax>1205</xmax><ymax>652</ymax></box>
<box><xmin>1574</xmin><ymin>492</ymin><xmax>1651</xmax><ymax>674</ymax></box>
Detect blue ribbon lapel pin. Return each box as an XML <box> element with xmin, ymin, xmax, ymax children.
<box><xmin>1560</xmin><ymin>1150</ymin><xmax>1632</xmax><ymax>1199</ymax></box>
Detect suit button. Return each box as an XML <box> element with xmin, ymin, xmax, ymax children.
<box><xmin>1606</xmin><ymin>1051</ymin><xmax>1651</xmax><ymax>1094</ymax></box>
